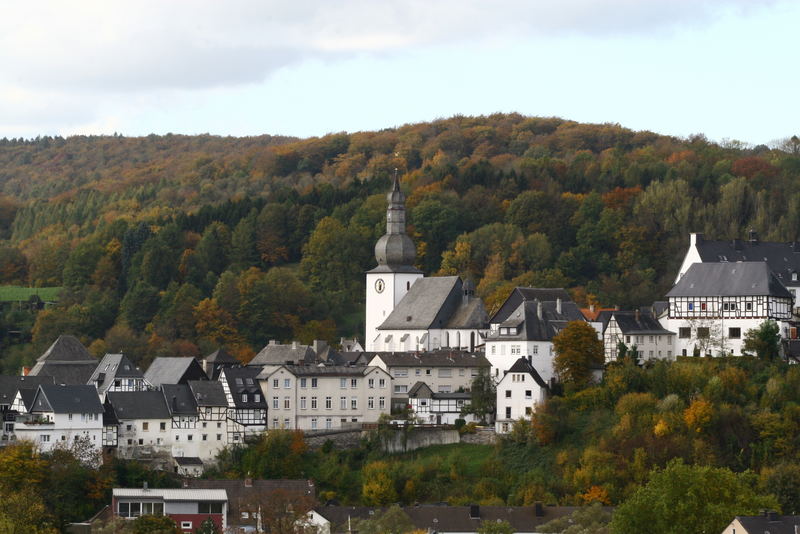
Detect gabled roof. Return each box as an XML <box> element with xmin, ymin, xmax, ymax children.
<box><xmin>28</xmin><ymin>335</ymin><xmax>98</xmax><ymax>385</ymax></box>
<box><xmin>32</xmin><ymin>384</ymin><xmax>103</xmax><ymax>414</ymax></box>
<box><xmin>734</xmin><ymin>514</ymin><xmax>800</xmax><ymax>534</ymax></box>
<box><xmin>106</xmin><ymin>391</ymin><xmax>171</xmax><ymax>420</ymax></box>
<box><xmin>269</xmin><ymin>365</ymin><xmax>386</xmax><ymax>378</ymax></box>
<box><xmin>488</xmin><ymin>300</ymin><xmax>585</xmax><ymax>342</ymax></box>
<box><xmin>144</xmin><ymin>357</ymin><xmax>207</xmax><ymax>387</ymax></box>
<box><xmin>502</xmin><ymin>357</ymin><xmax>549</xmax><ymax>389</ymax></box>
<box><xmin>187</xmin><ymin>380</ymin><xmax>227</xmax><ymax>407</ymax></box>
<box><xmin>162</xmin><ymin>384</ymin><xmax>198</xmax><ymax>416</ymax></box>
<box><xmin>667</xmin><ymin>262</ymin><xmax>793</xmax><ymax>298</ymax></box>
<box><xmin>369</xmin><ymin>351</ymin><xmax>490</xmax><ymax>368</ymax></box>
<box><xmin>408</xmin><ymin>381</ymin><xmax>433</xmax><ymax>397</ymax></box>
<box><xmin>220</xmin><ymin>367</ymin><xmax>266</xmax><ymax>409</ymax></box>
<box><xmin>610</xmin><ymin>312</ymin><xmax>674</xmax><ymax>335</ymax></box>
<box><xmin>204</xmin><ymin>348</ymin><xmax>238</xmax><ymax>364</ymax></box>
<box><xmin>693</xmin><ymin>234</ymin><xmax>800</xmax><ymax>286</ymax></box>
<box><xmin>18</xmin><ymin>388</ymin><xmax>39</xmax><ymax>412</ymax></box>
<box><xmin>0</xmin><ymin>375</ymin><xmax>53</xmax><ymax>406</ymax></box>
<box><xmin>248</xmin><ymin>342</ymin><xmax>316</xmax><ymax>366</ymax></box>
<box><xmin>491</xmin><ymin>287</ymin><xmax>572</xmax><ymax>324</ymax></box>
<box><xmin>35</xmin><ymin>335</ymin><xmax>94</xmax><ymax>362</ymax></box>
<box><xmin>88</xmin><ymin>354</ymin><xmax>144</xmax><ymax>393</ymax></box>
<box><xmin>379</xmin><ymin>276</ymin><xmax>487</xmax><ymax>331</ymax></box>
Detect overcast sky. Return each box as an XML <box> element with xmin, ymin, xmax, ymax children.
<box><xmin>1</xmin><ymin>0</ymin><xmax>796</xmax><ymax>145</ymax></box>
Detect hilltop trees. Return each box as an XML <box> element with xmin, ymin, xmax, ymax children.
<box><xmin>552</xmin><ymin>321</ymin><xmax>604</xmax><ymax>390</ymax></box>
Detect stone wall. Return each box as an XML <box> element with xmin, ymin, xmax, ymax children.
<box><xmin>302</xmin><ymin>426</ymin><xmax>496</xmax><ymax>451</ymax></box>
<box><xmin>459</xmin><ymin>428</ymin><xmax>496</xmax><ymax>445</ymax></box>
<box><xmin>304</xmin><ymin>429</ymin><xmax>365</xmax><ymax>450</ymax></box>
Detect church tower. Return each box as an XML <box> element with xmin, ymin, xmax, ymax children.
<box><xmin>365</xmin><ymin>174</ymin><xmax>424</xmax><ymax>351</ymax></box>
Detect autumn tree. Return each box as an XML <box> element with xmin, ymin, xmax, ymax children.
<box><xmin>353</xmin><ymin>504</ymin><xmax>414</xmax><ymax>534</ymax></box>
<box><xmin>743</xmin><ymin>320</ymin><xmax>781</xmax><ymax>359</ymax></box>
<box><xmin>552</xmin><ymin>321</ymin><xmax>604</xmax><ymax>390</ymax></box>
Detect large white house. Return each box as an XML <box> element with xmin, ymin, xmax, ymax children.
<box><xmin>661</xmin><ymin>261</ymin><xmax>793</xmax><ymax>356</ymax></box>
<box><xmin>603</xmin><ymin>310</ymin><xmax>676</xmax><ymax>362</ymax></box>
<box><xmin>495</xmin><ymin>357</ymin><xmax>549</xmax><ymax>434</ymax></box>
<box><xmin>365</xmin><ymin>177</ymin><xmax>487</xmax><ymax>352</ymax></box>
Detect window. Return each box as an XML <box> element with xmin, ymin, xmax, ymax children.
<box><xmin>729</xmin><ymin>327</ymin><xmax>741</xmax><ymax>339</ymax></box>
<box><xmin>273</xmin><ymin>379</ymin><xmax>279</xmax><ymax>388</ymax></box>
<box><xmin>126</xmin><ymin>424</ymin><xmax>132</xmax><ymax>431</ymax></box>
<box><xmin>216</xmin><ymin>434</ymin><xmax>222</xmax><ymax>440</ymax></box>
<box><xmin>202</xmin><ymin>434</ymin><xmax>208</xmax><ymax>441</ymax></box>
<box><xmin>649</xmin><ymin>351</ymin><xmax>654</xmax><ymax>358</ymax></box>
<box><xmin>142</xmin><ymin>422</ymin><xmax>148</xmax><ymax>431</ymax></box>
<box><xmin>668</xmin><ymin>336</ymin><xmax>673</xmax><ymax>345</ymax></box>
<box><xmin>368</xmin><ymin>378</ymin><xmax>374</xmax><ymax>388</ymax></box>
<box><xmin>340</xmin><ymin>397</ymin><xmax>347</xmax><ymax>409</ymax></box>
<box><xmin>311</xmin><ymin>418</ymin><xmax>318</xmax><ymax>430</ymax></box>
<box><xmin>283</xmin><ymin>418</ymin><xmax>290</xmax><ymax>428</ymax></box>
<box><xmin>351</xmin><ymin>378</ymin><xmax>358</xmax><ymax>388</ymax></box>
<box><xmin>181</xmin><ymin>522</ymin><xmax>192</xmax><ymax>530</ymax></box>
<box><xmin>40</xmin><ymin>435</ymin><xmax>50</xmax><ymax>442</ymax></box>
<box><xmin>284</xmin><ymin>378</ymin><xmax>291</xmax><ymax>388</ymax></box>
<box><xmin>368</xmin><ymin>397</ymin><xmax>375</xmax><ymax>409</ymax></box>
<box><xmin>324</xmin><ymin>397</ymin><xmax>330</xmax><ymax>409</ymax></box>
<box><xmin>199</xmin><ymin>502</ymin><xmax>223</xmax><ymax>514</ymax></box>
<box><xmin>505</xmin><ymin>407</ymin><xmax>511</xmax><ymax>418</ymax></box>
<box><xmin>379</xmin><ymin>397</ymin><xmax>386</xmax><ymax>410</ymax></box>
<box><xmin>325</xmin><ymin>418</ymin><xmax>332</xmax><ymax>429</ymax></box>
<box><xmin>394</xmin><ymin>385</ymin><xmax>408</xmax><ymax>394</ymax></box>
<box><xmin>242</xmin><ymin>512</ymin><xmax>250</xmax><ymax>519</ymax></box>
<box><xmin>68</xmin><ymin>414</ymin><xmax>72</xmax><ymax>421</ymax></box>
<box><xmin>679</xmin><ymin>327</ymin><xmax>691</xmax><ymax>339</ymax></box>
<box><xmin>697</xmin><ymin>327</ymin><xmax>710</xmax><ymax>339</ymax></box>
<box><xmin>438</xmin><ymin>385</ymin><xmax>452</xmax><ymax>393</ymax></box>
<box><xmin>700</xmin><ymin>302</ymin><xmax>707</xmax><ymax>311</ymax></box>
<box><xmin>459</xmin><ymin>368</ymin><xmax>465</xmax><ymax>376</ymax></box>
<box><xmin>300</xmin><ymin>378</ymin><xmax>307</xmax><ymax>388</ymax></box>
<box><xmin>351</xmin><ymin>397</ymin><xmax>358</xmax><ymax>410</ymax></box>
<box><xmin>379</xmin><ymin>379</ymin><xmax>386</xmax><ymax>388</ymax></box>
<box><xmin>505</xmin><ymin>390</ymin><xmax>511</xmax><ymax>398</ymax></box>
<box><xmin>533</xmin><ymin>345</ymin><xmax>538</xmax><ymax>355</ymax></box>
<box><xmin>138</xmin><ymin>438</ymin><xmax>143</xmax><ymax>445</ymax></box>
<box><xmin>438</xmin><ymin>369</ymin><xmax>452</xmax><ymax>378</ymax></box>
<box><xmin>649</xmin><ymin>336</ymin><xmax>654</xmax><ymax>343</ymax></box>
<box><xmin>491</xmin><ymin>345</ymin><xmax>496</xmax><ymax>355</ymax></box>
<box><xmin>300</xmin><ymin>397</ymin><xmax>307</xmax><ymax>410</ymax></box>
<box><xmin>311</xmin><ymin>378</ymin><xmax>318</xmax><ymax>388</ymax></box>
<box><xmin>415</xmin><ymin>368</ymin><xmax>421</xmax><ymax>376</ymax></box>
<box><xmin>272</xmin><ymin>397</ymin><xmax>279</xmax><ymax>409</ymax></box>
<box><xmin>130</xmin><ymin>502</ymin><xmax>141</xmax><ymax>517</ymax></box>
<box><xmin>340</xmin><ymin>378</ymin><xmax>347</xmax><ymax>389</ymax></box>
<box><xmin>525</xmin><ymin>390</ymin><xmax>532</xmax><ymax>399</ymax></box>
<box><xmin>746</xmin><ymin>302</ymin><xmax>753</xmax><ymax>311</ymax></box>
<box><xmin>284</xmin><ymin>397</ymin><xmax>290</xmax><ymax>410</ymax></box>
<box><xmin>272</xmin><ymin>418</ymin><xmax>278</xmax><ymax>428</ymax></box>
<box><xmin>175</xmin><ymin>435</ymin><xmax>180</xmax><ymax>441</ymax></box>
<box><xmin>393</xmin><ymin>369</ymin><xmax>408</xmax><ymax>377</ymax></box>
<box><xmin>242</xmin><ymin>393</ymin><xmax>248</xmax><ymax>403</ymax></box>
<box><xmin>119</xmin><ymin>502</ymin><xmax>130</xmax><ymax>517</ymax></box>
<box><xmin>425</xmin><ymin>369</ymin><xmax>431</xmax><ymax>376</ymax></box>
<box><xmin>525</xmin><ymin>407</ymin><xmax>532</xmax><ymax>415</ymax></box>
<box><xmin>688</xmin><ymin>302</ymin><xmax>694</xmax><ymax>311</ymax></box>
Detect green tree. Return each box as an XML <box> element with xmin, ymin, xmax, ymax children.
<box><xmin>119</xmin><ymin>281</ymin><xmax>160</xmax><ymax>332</ymax></box>
<box><xmin>462</xmin><ymin>369</ymin><xmax>496</xmax><ymax>424</ymax></box>
<box><xmin>610</xmin><ymin>460</ymin><xmax>778</xmax><ymax>534</ymax></box>
<box><xmin>353</xmin><ymin>504</ymin><xmax>414</xmax><ymax>534</ymax></box>
<box><xmin>194</xmin><ymin>518</ymin><xmax>221</xmax><ymax>534</ymax></box>
<box><xmin>538</xmin><ymin>503</ymin><xmax>611</xmax><ymax>534</ymax></box>
<box><xmin>762</xmin><ymin>462</ymin><xmax>800</xmax><ymax>514</ymax></box>
<box><xmin>552</xmin><ymin>321</ymin><xmax>604</xmax><ymax>390</ymax></box>
<box><xmin>132</xmin><ymin>514</ymin><xmax>179</xmax><ymax>534</ymax></box>
<box><xmin>477</xmin><ymin>519</ymin><xmax>515</xmax><ymax>534</ymax></box>
<box><xmin>742</xmin><ymin>320</ymin><xmax>781</xmax><ymax>359</ymax></box>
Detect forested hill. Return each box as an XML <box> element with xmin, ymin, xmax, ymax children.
<box><xmin>0</xmin><ymin>114</ymin><xmax>798</xmax><ymax>371</ymax></box>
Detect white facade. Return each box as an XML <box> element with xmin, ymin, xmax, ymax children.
<box><xmin>486</xmin><ymin>338</ymin><xmax>555</xmax><ymax>384</ymax></box>
<box><xmin>495</xmin><ymin>364</ymin><xmax>548</xmax><ymax>434</ymax></box>
<box><xmin>366</xmin><ymin>271</ymin><xmax>423</xmax><ymax>351</ymax></box>
<box><xmin>15</xmin><ymin>411</ymin><xmax>103</xmax><ymax>453</ymax></box>
<box><xmin>603</xmin><ymin>317</ymin><xmax>676</xmax><ymax>362</ymax></box>
<box><xmin>116</xmin><ymin>416</ymin><xmax>173</xmax><ymax>458</ymax></box>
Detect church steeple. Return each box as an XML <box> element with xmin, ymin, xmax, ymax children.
<box><xmin>373</xmin><ymin>172</ymin><xmax>419</xmax><ymax>271</ymax></box>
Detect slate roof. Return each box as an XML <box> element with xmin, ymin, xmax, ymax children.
<box><xmin>503</xmin><ymin>357</ymin><xmax>549</xmax><ymax>389</ymax></box>
<box><xmin>273</xmin><ymin>365</ymin><xmax>383</xmax><ymax>378</ymax></box>
<box><xmin>28</xmin><ymin>335</ymin><xmax>98</xmax><ymax>385</ymax></box>
<box><xmin>18</xmin><ymin>388</ymin><xmax>38</xmax><ymax>412</ymax></box>
<box><xmin>248</xmin><ymin>342</ymin><xmax>317</xmax><ymax>366</ymax></box>
<box><xmin>144</xmin><ymin>357</ymin><xmax>207</xmax><ymax>387</ymax></box>
<box><xmin>734</xmin><ymin>513</ymin><xmax>800</xmax><ymax>534</ymax></box>
<box><xmin>378</xmin><ymin>276</ymin><xmax>488</xmax><ymax>330</ymax></box>
<box><xmin>220</xmin><ymin>367</ymin><xmax>267</xmax><ymax>409</ymax></box>
<box><xmin>694</xmin><ymin>233</ymin><xmax>800</xmax><ymax>286</ymax></box>
<box><xmin>491</xmin><ymin>288</ymin><xmax>572</xmax><ymax>324</ymax></box>
<box><xmin>610</xmin><ymin>311</ymin><xmax>674</xmax><ymax>335</ymax></box>
<box><xmin>106</xmin><ymin>391</ymin><xmax>171</xmax><ymax>420</ymax></box>
<box><xmin>408</xmin><ymin>381</ymin><xmax>432</xmax><ymax>397</ymax></box>
<box><xmin>88</xmin><ymin>354</ymin><xmax>143</xmax><ymax>393</ymax></box>
<box><xmin>200</xmin><ymin>348</ymin><xmax>239</xmax><ymax>379</ymax></box>
<box><xmin>162</xmin><ymin>384</ymin><xmax>198</xmax><ymax>416</ymax></box>
<box><xmin>487</xmin><ymin>300</ymin><xmax>586</xmax><ymax>342</ymax></box>
<box><xmin>187</xmin><ymin>380</ymin><xmax>228</xmax><ymax>407</ymax></box>
<box><xmin>174</xmin><ymin>456</ymin><xmax>204</xmax><ymax>466</ymax></box>
<box><xmin>204</xmin><ymin>348</ymin><xmax>238</xmax><ymax>364</ymax></box>
<box><xmin>0</xmin><ymin>375</ymin><xmax>53</xmax><ymax>406</ymax></box>
<box><xmin>316</xmin><ymin>504</ymin><xmax>591</xmax><ymax>534</ymax></box>
<box><xmin>667</xmin><ymin>262</ymin><xmax>793</xmax><ymax>298</ymax></box>
<box><xmin>32</xmin><ymin>384</ymin><xmax>103</xmax><ymax>414</ymax></box>
<box><xmin>369</xmin><ymin>351</ymin><xmax>490</xmax><ymax>368</ymax></box>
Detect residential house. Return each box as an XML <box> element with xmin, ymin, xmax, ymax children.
<box><xmin>603</xmin><ymin>310</ymin><xmax>676</xmax><ymax>362</ymax></box>
<box><xmin>407</xmin><ymin>382</ymin><xmax>474</xmax><ymax>425</ymax></box>
<box><xmin>188</xmin><ymin>380</ymin><xmax>229</xmax><ymax>453</ymax></box>
<box><xmin>367</xmin><ymin>351</ymin><xmax>489</xmax><ymax>412</ymax></box>
<box><xmin>219</xmin><ymin>367</ymin><xmax>267</xmax><ymax>444</ymax></box>
<box><xmin>198</xmin><ymin>348</ymin><xmax>239</xmax><ymax>380</ymax></box>
<box><xmin>486</xmin><ymin>290</ymin><xmax>588</xmax><ymax>383</ymax></box>
<box><xmin>112</xmin><ymin>487</ymin><xmax>227</xmax><ymax>533</ymax></box>
<box><xmin>105</xmin><ymin>390</ymin><xmax>172</xmax><ymax>459</ymax></box>
<box><xmin>248</xmin><ymin>341</ymin><xmax>316</xmax><ymax>367</ymax></box>
<box><xmin>495</xmin><ymin>357</ymin><xmax>548</xmax><ymax>434</ymax></box>
<box><xmin>144</xmin><ymin>357</ymin><xmax>207</xmax><ymax>388</ymax></box>
<box><xmin>14</xmin><ymin>384</ymin><xmax>104</xmax><ymax>453</ymax></box>
<box><xmin>259</xmin><ymin>365</ymin><xmax>391</xmax><ymax>431</ymax></box>
<box><xmin>27</xmin><ymin>335</ymin><xmax>99</xmax><ymax>385</ymax></box>
<box><xmin>0</xmin><ymin>375</ymin><xmax>53</xmax><ymax>438</ymax></box>
<box><xmin>662</xmin><ymin>261</ymin><xmax>793</xmax><ymax>356</ymax></box>
<box><xmin>721</xmin><ymin>512</ymin><xmax>800</xmax><ymax>534</ymax></box>
<box><xmin>88</xmin><ymin>353</ymin><xmax>150</xmax><ymax>401</ymax></box>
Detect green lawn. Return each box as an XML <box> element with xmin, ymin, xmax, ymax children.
<box><xmin>0</xmin><ymin>286</ymin><xmax>62</xmax><ymax>302</ymax></box>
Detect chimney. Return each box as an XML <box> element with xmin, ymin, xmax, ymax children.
<box><xmin>749</xmin><ymin>228</ymin><xmax>759</xmax><ymax>243</ymax></box>
<box><xmin>589</xmin><ymin>304</ymin><xmax>595</xmax><ymax>313</ymax></box>
<box><xmin>469</xmin><ymin>505</ymin><xmax>480</xmax><ymax>519</ymax></box>
<box><xmin>21</xmin><ymin>366</ymin><xmax>30</xmax><ymax>377</ymax></box>
<box><xmin>534</xmin><ymin>502</ymin><xmax>544</xmax><ymax>517</ymax></box>
<box><xmin>269</xmin><ymin>340</ymin><xmax>277</xmax><ymax>346</ymax></box>
<box><xmin>732</xmin><ymin>238</ymin><xmax>743</xmax><ymax>251</ymax></box>
<box><xmin>313</xmin><ymin>340</ymin><xmax>328</xmax><ymax>356</ymax></box>
<box><xmin>537</xmin><ymin>301</ymin><xmax>542</xmax><ymax>320</ymax></box>
<box><xmin>292</xmin><ymin>341</ymin><xmax>298</xmax><ymax>350</ymax></box>
<box><xmin>556</xmin><ymin>298</ymin><xmax>562</xmax><ymax>315</ymax></box>
<box><xmin>690</xmin><ymin>232</ymin><xmax>704</xmax><ymax>246</ymax></box>
<box><xmin>143</xmin><ymin>481</ymin><xmax>148</xmax><ymax>491</ymax></box>
<box><xmin>635</xmin><ymin>309</ymin><xmax>640</xmax><ymax>322</ymax></box>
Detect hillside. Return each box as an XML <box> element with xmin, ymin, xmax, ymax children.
<box><xmin>0</xmin><ymin>114</ymin><xmax>799</xmax><ymax>370</ymax></box>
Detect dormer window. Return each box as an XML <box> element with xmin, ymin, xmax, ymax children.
<box><xmin>793</xmin><ymin>272</ymin><xmax>798</xmax><ymax>282</ymax></box>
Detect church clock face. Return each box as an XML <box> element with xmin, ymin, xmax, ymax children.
<box><xmin>375</xmin><ymin>279</ymin><xmax>385</xmax><ymax>293</ymax></box>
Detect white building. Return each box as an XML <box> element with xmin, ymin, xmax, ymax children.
<box><xmin>88</xmin><ymin>353</ymin><xmax>151</xmax><ymax>401</ymax></box>
<box><xmin>259</xmin><ymin>365</ymin><xmax>391</xmax><ymax>431</ymax></box>
<box><xmin>661</xmin><ymin>261</ymin><xmax>793</xmax><ymax>356</ymax></box>
<box><xmin>407</xmin><ymin>382</ymin><xmax>475</xmax><ymax>425</ymax></box>
<box><xmin>495</xmin><ymin>357</ymin><xmax>549</xmax><ymax>434</ymax></box>
<box><xmin>219</xmin><ymin>367</ymin><xmax>267</xmax><ymax>444</ymax></box>
<box><xmin>603</xmin><ymin>310</ymin><xmax>676</xmax><ymax>362</ymax></box>
<box><xmin>106</xmin><ymin>390</ymin><xmax>173</xmax><ymax>459</ymax></box>
<box><xmin>14</xmin><ymin>384</ymin><xmax>104</xmax><ymax>453</ymax></box>
<box><xmin>485</xmin><ymin>288</ymin><xmax>587</xmax><ymax>383</ymax></box>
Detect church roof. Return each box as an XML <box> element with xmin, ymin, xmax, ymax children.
<box><xmin>667</xmin><ymin>262</ymin><xmax>792</xmax><ymax>298</ymax></box>
<box><xmin>378</xmin><ymin>277</ymin><xmax>487</xmax><ymax>331</ymax></box>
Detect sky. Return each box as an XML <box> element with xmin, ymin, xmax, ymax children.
<box><xmin>0</xmin><ymin>0</ymin><xmax>797</xmax><ymax>145</ymax></box>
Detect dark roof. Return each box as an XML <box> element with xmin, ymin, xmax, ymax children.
<box><xmin>204</xmin><ymin>348</ymin><xmax>238</xmax><ymax>364</ymax></box>
<box><xmin>610</xmin><ymin>311</ymin><xmax>674</xmax><ymax>335</ymax></box>
<box><xmin>18</xmin><ymin>388</ymin><xmax>38</xmax><ymax>411</ymax></box>
<box><xmin>33</xmin><ymin>384</ymin><xmax>103</xmax><ymax>414</ymax></box>
<box><xmin>651</xmin><ymin>301</ymin><xmax>669</xmax><ymax>317</ymax></box>
<box><xmin>408</xmin><ymin>381</ymin><xmax>432</xmax><ymax>397</ymax></box>
<box><xmin>336</xmin><ymin>352</ymin><xmax>371</xmax><ymax>365</ymax></box>
<box><xmin>694</xmin><ymin>234</ymin><xmax>800</xmax><ymax>286</ymax></box>
<box><xmin>369</xmin><ymin>351</ymin><xmax>490</xmax><ymax>368</ymax></box>
<box><xmin>0</xmin><ymin>375</ymin><xmax>53</xmax><ymax>406</ymax></box>
<box><xmin>88</xmin><ymin>354</ymin><xmax>143</xmax><ymax>393</ymax></box>
<box><xmin>162</xmin><ymin>384</ymin><xmax>198</xmax><ymax>416</ymax></box>
<box><xmin>144</xmin><ymin>357</ymin><xmax>207</xmax><ymax>387</ymax></box>
<box><xmin>270</xmin><ymin>365</ymin><xmax>385</xmax><ymax>378</ymax></box>
<box><xmin>106</xmin><ymin>390</ymin><xmax>171</xmax><ymax>420</ymax></box>
<box><xmin>220</xmin><ymin>367</ymin><xmax>267</xmax><ymax>409</ymax></box>
<box><xmin>249</xmin><ymin>343</ymin><xmax>317</xmax><ymax>366</ymax></box>
<box><xmin>487</xmin><ymin>300</ymin><xmax>586</xmax><ymax>342</ymax></box>
<box><xmin>735</xmin><ymin>514</ymin><xmax>800</xmax><ymax>534</ymax></box>
<box><xmin>491</xmin><ymin>288</ymin><xmax>572</xmax><ymax>324</ymax></box>
<box><xmin>668</xmin><ymin>262</ymin><xmax>793</xmax><ymax>298</ymax></box>
<box><xmin>316</xmin><ymin>504</ymin><xmax>591</xmax><ymax>534</ymax></box>
<box><xmin>35</xmin><ymin>335</ymin><xmax>94</xmax><ymax>362</ymax></box>
<box><xmin>186</xmin><ymin>479</ymin><xmax>315</xmax><ymax>523</ymax></box>
<box><xmin>174</xmin><ymin>457</ymin><xmax>204</xmax><ymax>466</ymax></box>
<box><xmin>187</xmin><ymin>380</ymin><xmax>228</xmax><ymax>407</ymax></box>
<box><xmin>379</xmin><ymin>277</ymin><xmax>487</xmax><ymax>330</ymax></box>
<box><xmin>504</xmin><ymin>357</ymin><xmax>549</xmax><ymax>389</ymax></box>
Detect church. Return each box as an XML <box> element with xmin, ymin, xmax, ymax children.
<box><xmin>364</xmin><ymin>177</ymin><xmax>488</xmax><ymax>352</ymax></box>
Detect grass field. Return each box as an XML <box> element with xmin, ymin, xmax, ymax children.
<box><xmin>0</xmin><ymin>286</ymin><xmax>62</xmax><ymax>302</ymax></box>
